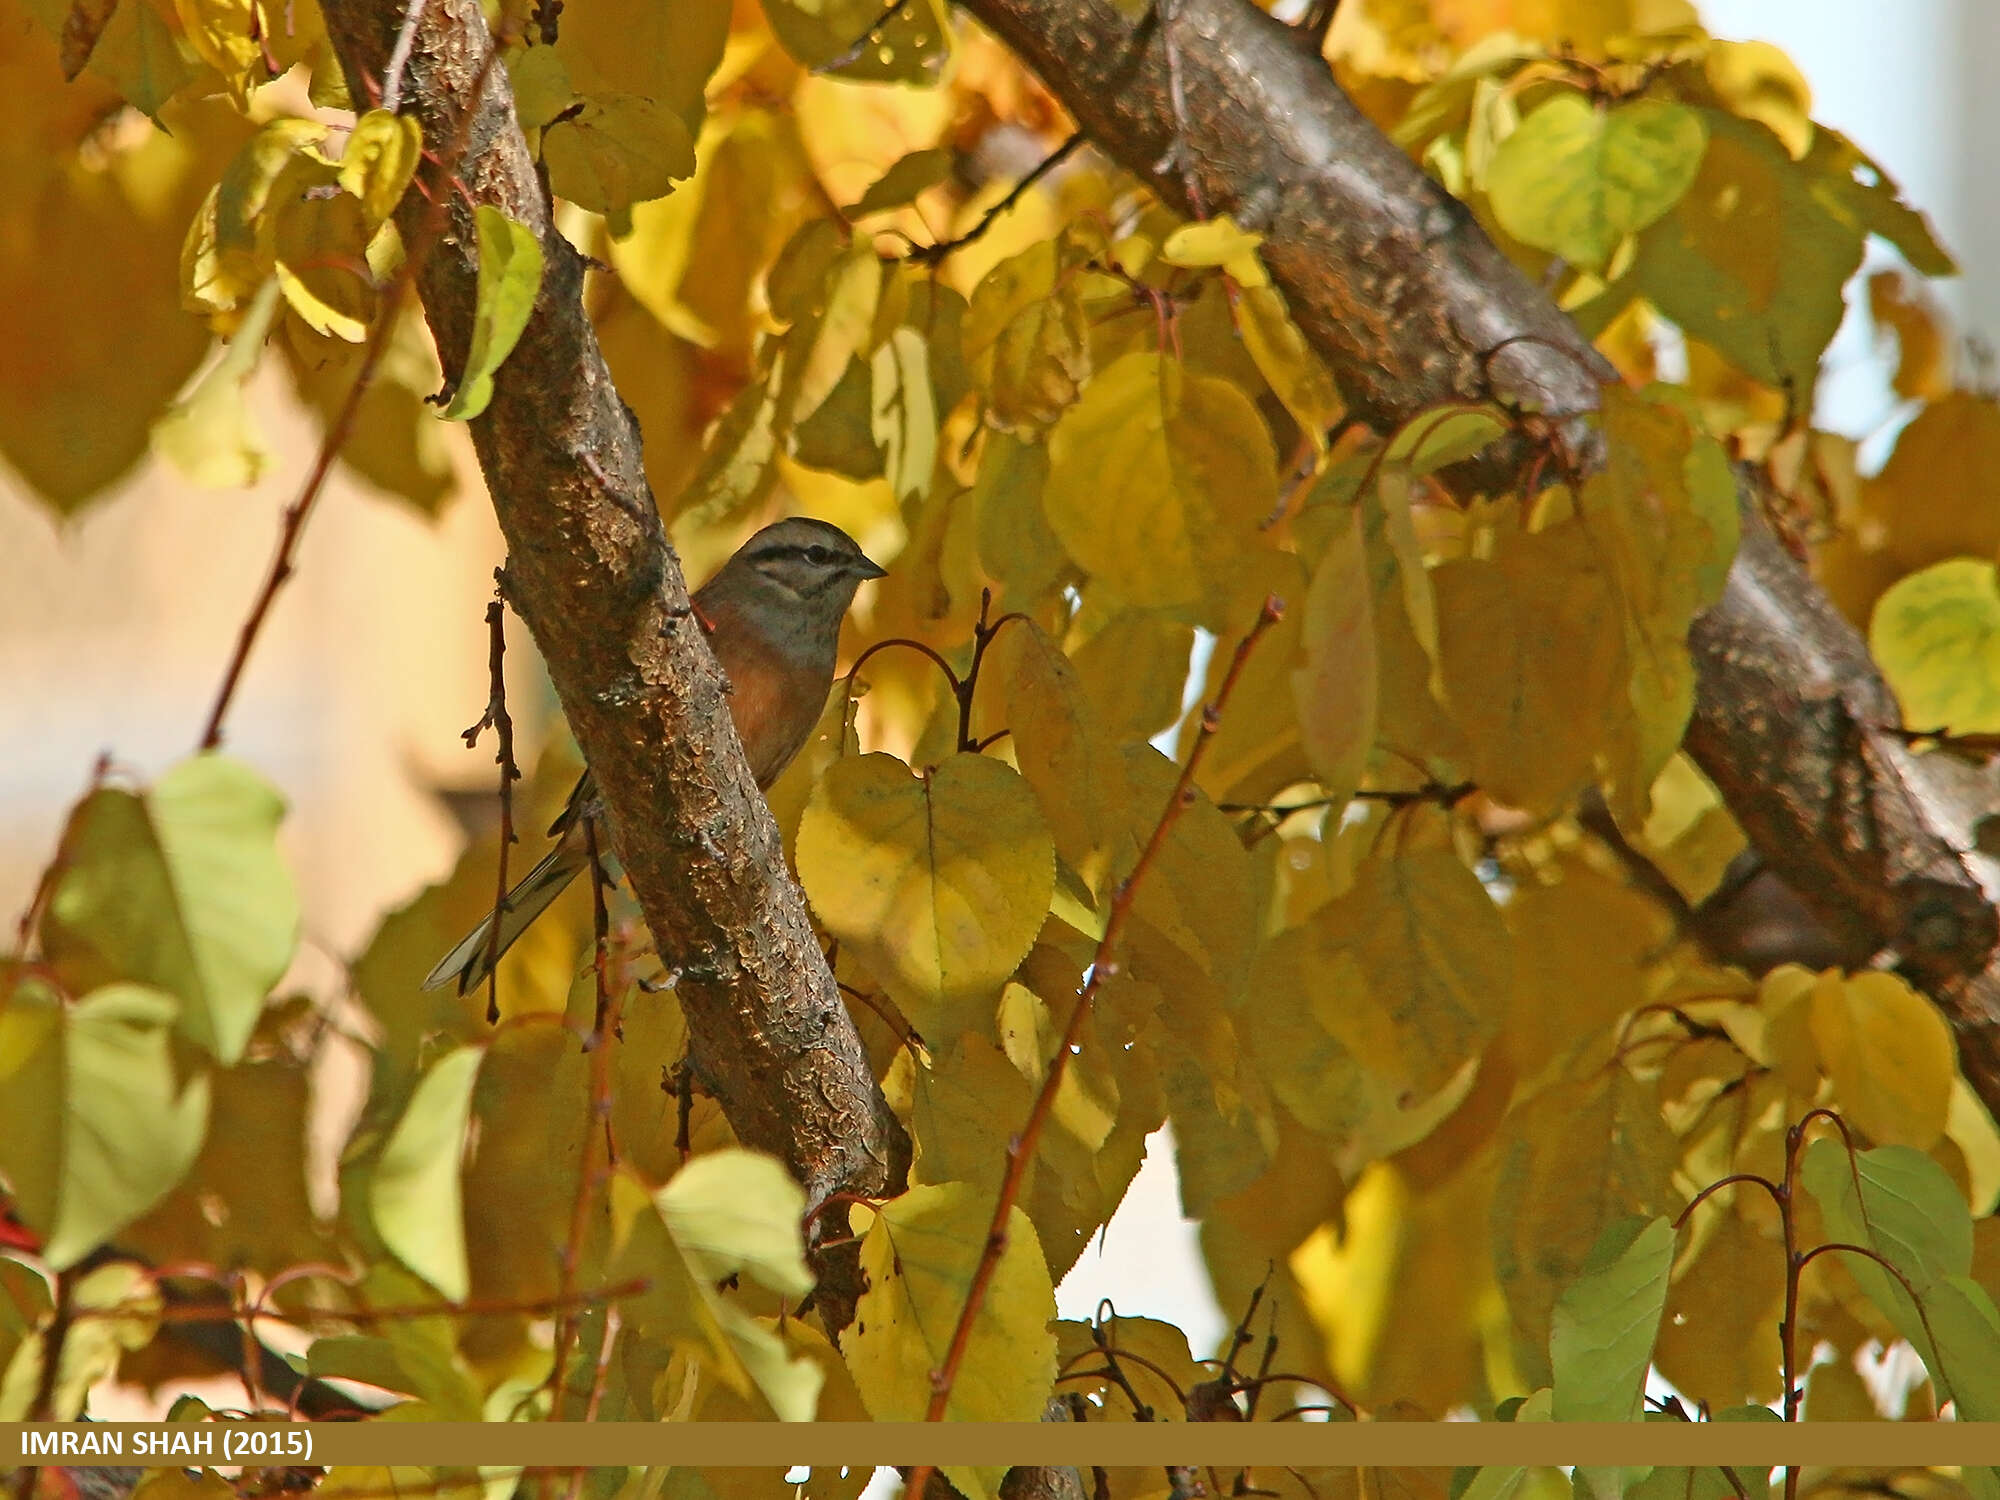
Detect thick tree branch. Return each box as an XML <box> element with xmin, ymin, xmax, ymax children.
<box><xmin>951</xmin><ymin>0</ymin><xmax>2000</xmax><ymax>1110</ymax></box>
<box><xmin>316</xmin><ymin>0</ymin><xmax>907</xmax><ymax>1322</ymax></box>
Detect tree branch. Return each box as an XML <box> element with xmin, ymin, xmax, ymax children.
<box><xmin>315</xmin><ymin>0</ymin><xmax>908</xmax><ymax>1326</ymax></box>
<box><xmin>950</xmin><ymin>0</ymin><xmax>2000</xmax><ymax>1113</ymax></box>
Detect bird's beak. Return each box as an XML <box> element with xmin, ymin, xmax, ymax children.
<box><xmin>854</xmin><ymin>556</ymin><xmax>889</xmax><ymax>581</ymax></box>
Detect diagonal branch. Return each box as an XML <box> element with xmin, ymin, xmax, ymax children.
<box><xmin>949</xmin><ymin>0</ymin><xmax>2000</xmax><ymax>1113</ymax></box>
<box><xmin>315</xmin><ymin>0</ymin><xmax>907</xmax><ymax>1327</ymax></box>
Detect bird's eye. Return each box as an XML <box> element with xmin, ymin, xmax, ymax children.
<box><xmin>804</xmin><ymin>545</ymin><xmax>834</xmax><ymax>566</ymax></box>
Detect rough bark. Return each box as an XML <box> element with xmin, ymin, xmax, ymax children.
<box><xmin>949</xmin><ymin>0</ymin><xmax>2000</xmax><ymax>1108</ymax></box>
<box><xmin>316</xmin><ymin>0</ymin><xmax>908</xmax><ymax>1320</ymax></box>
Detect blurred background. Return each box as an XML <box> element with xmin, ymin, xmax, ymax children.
<box><xmin>1</xmin><ymin>0</ymin><xmax>1994</xmax><ymax>1375</ymax></box>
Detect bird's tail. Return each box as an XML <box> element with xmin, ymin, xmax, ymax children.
<box><xmin>421</xmin><ymin>843</ymin><xmax>587</xmax><ymax>995</ymax></box>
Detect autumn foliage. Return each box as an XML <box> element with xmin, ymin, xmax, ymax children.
<box><xmin>6</xmin><ymin>0</ymin><xmax>2000</xmax><ymax>1493</ymax></box>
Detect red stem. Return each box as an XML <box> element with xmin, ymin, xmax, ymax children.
<box><xmin>905</xmin><ymin>594</ymin><xmax>1283</xmax><ymax>1475</ymax></box>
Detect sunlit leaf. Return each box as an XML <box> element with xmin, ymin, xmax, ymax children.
<box><xmin>440</xmin><ymin>205</ymin><xmax>544</xmax><ymax>422</ymax></box>
<box><xmin>797</xmin><ymin>753</ymin><xmax>1055</xmax><ymax>1042</ymax></box>
<box><xmin>370</xmin><ymin>1043</ymin><xmax>482</xmax><ymax>1302</ymax></box>
<box><xmin>543</xmin><ymin>92</ymin><xmax>696</xmax><ymax>220</ymax></box>
<box><xmin>845</xmin><ymin>1182</ymin><xmax>1056</xmax><ymax>1496</ymax></box>
<box><xmin>1871</xmin><ymin>558</ymin><xmax>2000</xmax><ymax>735</ymax></box>
<box><xmin>1550</xmin><ymin>1216</ymin><xmax>1673</xmax><ymax>1425</ymax></box>
<box><xmin>41</xmin><ymin>752</ymin><xmax>300</xmax><ymax>1066</ymax></box>
<box><xmin>1809</xmin><ymin>969</ymin><xmax>1955</xmax><ymax>1149</ymax></box>
<box><xmin>340</xmin><ymin>110</ymin><xmax>422</xmax><ymax>225</ymax></box>
<box><xmin>1044</xmin><ymin>351</ymin><xmax>1275</xmax><ymax>622</ymax></box>
<box><xmin>0</xmin><ymin>980</ymin><xmax>210</xmax><ymax>1271</ymax></box>
<box><xmin>1486</xmin><ymin>92</ymin><xmax>1706</xmax><ymax>270</ymax></box>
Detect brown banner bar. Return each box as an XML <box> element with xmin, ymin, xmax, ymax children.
<box><xmin>9</xmin><ymin>1424</ymin><xmax>2000</xmax><ymax>1469</ymax></box>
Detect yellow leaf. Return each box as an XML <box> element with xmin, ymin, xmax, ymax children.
<box><xmin>846</xmin><ymin>1182</ymin><xmax>1056</xmax><ymax>1496</ymax></box>
<box><xmin>1757</xmin><ymin>964</ymin><xmax>1823</xmax><ymax>1100</ymax></box>
<box><xmin>340</xmin><ymin>109</ymin><xmax>422</xmax><ymax>226</ymax></box>
<box><xmin>1303</xmin><ymin>851</ymin><xmax>1509</xmax><ymax>1101</ymax></box>
<box><xmin>151</xmin><ymin>273</ymin><xmax>282</xmax><ymax>487</ymax></box>
<box><xmin>1434</xmin><ymin>521</ymin><xmax>1625</xmax><ymax>813</ymax></box>
<box><xmin>847</xmin><ymin>147</ymin><xmax>953</xmax><ymax>217</ymax></box>
<box><xmin>214</xmin><ymin>117</ymin><xmax>329</xmax><ymax>295</ymax></box>
<box><xmin>1809</xmin><ymin>969</ymin><xmax>1955</xmax><ymax>1149</ymax></box>
<box><xmin>1506</xmin><ymin>861</ymin><xmax>1663</xmax><ymax>1080</ymax></box>
<box><xmin>1867</xmin><ymin>270</ymin><xmax>1954</xmax><ymax>404</ymax></box>
<box><xmin>1237</xmin><ymin>281</ymin><xmax>1345</xmax><ymax>443</ymax></box>
<box><xmin>1704</xmin><ymin>39</ymin><xmax>1813</xmax><ymax>159</ymax></box>
<box><xmin>553</xmin><ymin>0</ymin><xmax>725</xmax><ymax>129</ymax></box>
<box><xmin>1865</xmin><ymin>394</ymin><xmax>2000</xmax><ymax>572</ymax></box>
<box><xmin>1654</xmin><ymin>1204</ymin><xmax>1785</xmax><ymax>1408</ymax></box>
<box><xmin>1291</xmin><ymin>506</ymin><xmax>1378</xmax><ymax>808</ymax></box>
<box><xmin>1870</xmin><ymin>558</ymin><xmax>2000</xmax><ymax>735</ymax></box>
<box><xmin>796</xmin><ymin>753</ymin><xmax>1055</xmax><ymax>1044</ymax></box>
<box><xmin>964</xmin><ymin>239</ymin><xmax>1091</xmax><ymax>432</ymax></box>
<box><xmin>272</xmin><ymin>184</ymin><xmax>373</xmax><ymax>342</ymax></box>
<box><xmin>1045</xmin><ymin>352</ymin><xmax>1276</xmax><ymax>621</ymax></box>
<box><xmin>870</xmin><ymin>325</ymin><xmax>937</xmax><ymax>502</ymax></box>
<box><xmin>996</xmin><ymin>983</ymin><xmax>1117</xmax><ymax>1152</ymax></box>
<box><xmin>543</xmin><ymin>92</ymin><xmax>696</xmax><ymax>219</ymax></box>
<box><xmin>1612</xmin><ymin>108</ymin><xmax>1861</xmax><ymax>401</ymax></box>
<box><xmin>1161</xmin><ymin>215</ymin><xmax>1264</xmax><ymax>269</ymax></box>
<box><xmin>987</xmin><ymin>620</ymin><xmax>1129</xmax><ymax>895</ymax></box>
<box><xmin>1070</xmin><ymin>610</ymin><xmax>1196</xmax><ymax>744</ymax></box>
<box><xmin>785</xmin><ymin>245</ymin><xmax>883</xmax><ymax>427</ymax></box>
<box><xmin>174</xmin><ymin>0</ymin><xmax>263</xmax><ymax>104</ymax></box>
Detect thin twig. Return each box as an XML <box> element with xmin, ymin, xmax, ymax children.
<box><xmin>817</xmin><ymin>0</ymin><xmax>910</xmax><ymax>72</ymax></box>
<box><xmin>910</xmin><ymin>133</ymin><xmax>1083</xmax><ymax>267</ymax></box>
<box><xmin>379</xmin><ymin>0</ymin><xmax>429</xmax><ymax>113</ymax></box>
<box><xmin>463</xmin><ymin>585</ymin><xmax>521</xmax><ymax>1024</ymax></box>
<box><xmin>904</xmin><ymin>596</ymin><xmax>1283</xmax><ymax>1489</ymax></box>
<box><xmin>198</xmin><ymin>32</ymin><xmax>515</xmax><ymax>751</ymax></box>
<box><xmin>549</xmin><ymin>880</ymin><xmax>625</xmax><ymax>1415</ymax></box>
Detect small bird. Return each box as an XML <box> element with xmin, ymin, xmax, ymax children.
<box><xmin>423</xmin><ymin>517</ymin><xmax>887</xmax><ymax>995</ymax></box>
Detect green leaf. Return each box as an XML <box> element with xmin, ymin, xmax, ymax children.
<box><xmin>1487</xmin><ymin>93</ymin><xmax>1707</xmax><ymax>270</ymax></box>
<box><xmin>441</xmin><ymin>205</ymin><xmax>544</xmax><ymax>422</ymax></box>
<box><xmin>1870</xmin><ymin>558</ymin><xmax>2000</xmax><ymax>734</ymax></box>
<box><xmin>1798</xmin><ymin>1136</ymin><xmax>2000</xmax><ymax>1416</ymax></box>
<box><xmin>845</xmin><ymin>1182</ymin><xmax>1056</xmax><ymax>1498</ymax></box>
<box><xmin>655</xmin><ymin>1149</ymin><xmax>813</xmax><ymax>1300</ymax></box>
<box><xmin>0</xmin><ymin>981</ymin><xmax>211</xmax><ymax>1270</ymax></box>
<box><xmin>370</xmin><ymin>1043</ymin><xmax>482</xmax><ymax>1301</ymax></box>
<box><xmin>1801</xmin><ymin>1138</ymin><xmax>1970</xmax><ymax>1294</ymax></box>
<box><xmin>797</xmin><ymin>753</ymin><xmax>1055</xmax><ymax>1043</ymax></box>
<box><xmin>41</xmin><ymin>753</ymin><xmax>299</xmax><ymax>1066</ymax></box>
<box><xmin>1550</xmin><ymin>1216</ymin><xmax>1674</xmax><ymax>1425</ymax></box>
<box><xmin>0</xmin><ymin>1260</ymin><xmax>161</xmax><ymax>1419</ymax></box>
<box><xmin>1611</xmin><ymin>108</ymin><xmax>1862</xmax><ymax>402</ymax></box>
<box><xmin>1044</xmin><ymin>352</ymin><xmax>1275</xmax><ymax>623</ymax></box>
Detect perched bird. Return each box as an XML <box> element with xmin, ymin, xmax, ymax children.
<box><xmin>423</xmin><ymin>517</ymin><xmax>887</xmax><ymax>994</ymax></box>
